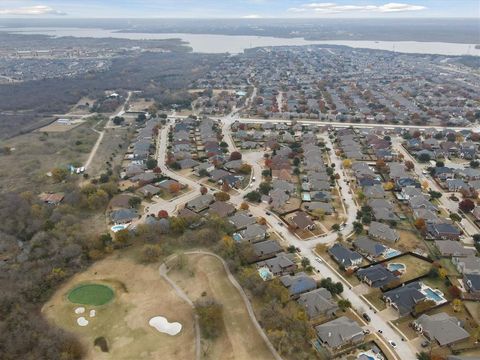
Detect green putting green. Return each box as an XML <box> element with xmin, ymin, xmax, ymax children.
<box><xmin>67</xmin><ymin>284</ymin><xmax>114</xmax><ymax>306</ymax></box>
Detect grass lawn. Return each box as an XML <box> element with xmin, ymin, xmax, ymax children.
<box><xmin>43</xmin><ymin>253</ymin><xmax>196</xmax><ymax>360</ymax></box>
<box><xmin>396</xmin><ymin>229</ymin><xmax>427</xmax><ymax>253</ymax></box>
<box><xmin>168</xmin><ymin>253</ymin><xmax>275</xmax><ymax>360</ymax></box>
<box><xmin>383</xmin><ymin>254</ymin><xmax>431</xmax><ymax>283</ymax></box>
<box><xmin>392</xmin><ymin>315</ymin><xmax>418</xmax><ymax>340</ymax></box>
<box><xmin>364</xmin><ymin>289</ymin><xmax>387</xmax><ymax>311</ymax></box>
<box><xmin>68</xmin><ymin>284</ymin><xmax>114</xmax><ymax>306</ymax></box>
<box><xmin>465</xmin><ymin>301</ymin><xmax>480</xmax><ymax>325</ymax></box>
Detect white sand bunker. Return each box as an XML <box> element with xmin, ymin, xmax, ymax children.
<box><xmin>149</xmin><ymin>316</ymin><xmax>182</xmax><ymax>336</ymax></box>
<box><xmin>89</xmin><ymin>309</ymin><xmax>96</xmax><ymax>318</ymax></box>
<box><xmin>77</xmin><ymin>317</ymin><xmax>89</xmax><ymax>327</ymax></box>
<box><xmin>75</xmin><ymin>307</ymin><xmax>85</xmax><ymax>314</ymax></box>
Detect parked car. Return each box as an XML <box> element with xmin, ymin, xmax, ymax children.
<box><xmin>362</xmin><ymin>313</ymin><xmax>371</xmax><ymax>322</ymax></box>
<box><xmin>388</xmin><ymin>340</ymin><xmax>397</xmax><ymax>348</ymax></box>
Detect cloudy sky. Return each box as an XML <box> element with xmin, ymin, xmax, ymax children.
<box><xmin>0</xmin><ymin>0</ymin><xmax>476</xmax><ymax>18</ymax></box>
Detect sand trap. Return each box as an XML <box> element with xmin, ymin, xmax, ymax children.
<box><xmin>77</xmin><ymin>317</ymin><xmax>89</xmax><ymax>326</ymax></box>
<box><xmin>75</xmin><ymin>307</ymin><xmax>85</xmax><ymax>314</ymax></box>
<box><xmin>149</xmin><ymin>316</ymin><xmax>182</xmax><ymax>336</ymax></box>
<box><xmin>90</xmin><ymin>309</ymin><xmax>96</xmax><ymax>318</ymax></box>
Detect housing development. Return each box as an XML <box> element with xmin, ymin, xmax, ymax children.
<box><xmin>0</xmin><ymin>16</ymin><xmax>479</xmax><ymax>360</ymax></box>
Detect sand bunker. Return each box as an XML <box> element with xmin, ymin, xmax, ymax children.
<box><xmin>75</xmin><ymin>307</ymin><xmax>85</xmax><ymax>314</ymax></box>
<box><xmin>148</xmin><ymin>316</ymin><xmax>182</xmax><ymax>336</ymax></box>
<box><xmin>77</xmin><ymin>317</ymin><xmax>89</xmax><ymax>326</ymax></box>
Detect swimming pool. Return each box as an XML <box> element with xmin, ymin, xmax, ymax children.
<box><xmin>258</xmin><ymin>267</ymin><xmax>273</xmax><ymax>281</ymax></box>
<box><xmin>233</xmin><ymin>233</ymin><xmax>242</xmax><ymax>242</ymax></box>
<box><xmin>387</xmin><ymin>263</ymin><xmax>406</xmax><ymax>273</ymax></box>
<box><xmin>384</xmin><ymin>249</ymin><xmax>401</xmax><ymax>258</ymax></box>
<box><xmin>424</xmin><ymin>288</ymin><xmax>444</xmax><ymax>303</ymax></box>
<box><xmin>111</xmin><ymin>224</ymin><xmax>128</xmax><ymax>232</ymax></box>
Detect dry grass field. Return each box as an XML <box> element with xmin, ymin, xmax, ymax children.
<box><xmin>168</xmin><ymin>253</ymin><xmax>275</xmax><ymax>360</ymax></box>
<box><xmin>42</xmin><ymin>255</ymin><xmax>195</xmax><ymax>360</ymax></box>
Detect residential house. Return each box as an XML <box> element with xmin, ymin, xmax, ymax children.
<box><xmin>110</xmin><ymin>208</ymin><xmax>138</xmax><ymax>224</ymax></box>
<box><xmin>207</xmin><ymin>201</ymin><xmax>236</xmax><ymax>218</ymax></box>
<box><xmin>228</xmin><ymin>211</ymin><xmax>256</xmax><ymax>230</ymax></box>
<box><xmin>238</xmin><ymin>224</ymin><xmax>268</xmax><ymax>243</ymax></box>
<box><xmin>257</xmin><ymin>253</ymin><xmax>297</xmax><ymax>276</ymax></box>
<box><xmin>328</xmin><ymin>243</ymin><xmax>363</xmax><ymax>270</ymax></box>
<box><xmin>356</xmin><ymin>264</ymin><xmax>397</xmax><ymax>288</ymax></box>
<box><xmin>427</xmin><ymin>222</ymin><xmax>461</xmax><ymax>240</ymax></box>
<box><xmin>453</xmin><ymin>256</ymin><xmax>480</xmax><ymax>274</ymax></box>
<box><xmin>353</xmin><ymin>236</ymin><xmax>387</xmax><ymax>259</ymax></box>
<box><xmin>252</xmin><ymin>240</ymin><xmax>282</xmax><ymax>261</ymax></box>
<box><xmin>291</xmin><ymin>212</ymin><xmax>316</xmax><ymax>230</ymax></box>
<box><xmin>297</xmin><ymin>288</ymin><xmax>339</xmax><ymax>319</ymax></box>
<box><xmin>383</xmin><ymin>282</ymin><xmax>426</xmax><ymax>316</ymax></box>
<box><xmin>280</xmin><ymin>272</ymin><xmax>317</xmax><ymax>297</ymax></box>
<box><xmin>434</xmin><ymin>240</ymin><xmax>476</xmax><ymax>257</ymax></box>
<box><xmin>413</xmin><ymin>313</ymin><xmax>470</xmax><ymax>347</ymax></box>
<box><xmin>464</xmin><ymin>273</ymin><xmax>480</xmax><ymax>296</ymax></box>
<box><xmin>368</xmin><ymin>222</ymin><xmax>399</xmax><ymax>243</ymax></box>
<box><xmin>315</xmin><ymin>316</ymin><xmax>365</xmax><ymax>351</ymax></box>
<box><xmin>186</xmin><ymin>194</ymin><xmax>214</xmax><ymax>213</ymax></box>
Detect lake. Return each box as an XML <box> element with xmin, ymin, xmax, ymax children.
<box><xmin>1</xmin><ymin>27</ymin><xmax>478</xmax><ymax>56</ymax></box>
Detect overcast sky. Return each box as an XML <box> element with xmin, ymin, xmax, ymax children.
<box><xmin>0</xmin><ymin>0</ymin><xmax>477</xmax><ymax>18</ymax></box>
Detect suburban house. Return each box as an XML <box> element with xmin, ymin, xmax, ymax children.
<box><xmin>109</xmin><ymin>208</ymin><xmax>138</xmax><ymax>224</ymax></box>
<box><xmin>353</xmin><ymin>236</ymin><xmax>387</xmax><ymax>259</ymax></box>
<box><xmin>256</xmin><ymin>253</ymin><xmax>297</xmax><ymax>276</ymax></box>
<box><xmin>280</xmin><ymin>272</ymin><xmax>317</xmax><ymax>297</ymax></box>
<box><xmin>39</xmin><ymin>192</ymin><xmax>64</xmax><ymax>205</ymax></box>
<box><xmin>452</xmin><ymin>256</ymin><xmax>480</xmax><ymax>274</ymax></box>
<box><xmin>252</xmin><ymin>240</ymin><xmax>282</xmax><ymax>261</ymax></box>
<box><xmin>434</xmin><ymin>240</ymin><xmax>476</xmax><ymax>257</ymax></box>
<box><xmin>383</xmin><ymin>282</ymin><xmax>426</xmax><ymax>316</ymax></box>
<box><xmin>368</xmin><ymin>222</ymin><xmax>399</xmax><ymax>243</ymax></box>
<box><xmin>328</xmin><ymin>243</ymin><xmax>363</xmax><ymax>270</ymax></box>
<box><xmin>464</xmin><ymin>273</ymin><xmax>480</xmax><ymax>296</ymax></box>
<box><xmin>297</xmin><ymin>288</ymin><xmax>339</xmax><ymax>319</ymax></box>
<box><xmin>186</xmin><ymin>194</ymin><xmax>215</xmax><ymax>213</ymax></box>
<box><xmin>228</xmin><ymin>211</ymin><xmax>257</xmax><ymax>230</ymax></box>
<box><xmin>427</xmin><ymin>222</ymin><xmax>462</xmax><ymax>240</ymax></box>
<box><xmin>413</xmin><ymin>313</ymin><xmax>470</xmax><ymax>347</ymax></box>
<box><xmin>291</xmin><ymin>211</ymin><xmax>316</xmax><ymax>230</ymax></box>
<box><xmin>356</xmin><ymin>264</ymin><xmax>398</xmax><ymax>288</ymax></box>
<box><xmin>237</xmin><ymin>224</ymin><xmax>268</xmax><ymax>243</ymax></box>
<box><xmin>315</xmin><ymin>316</ymin><xmax>365</xmax><ymax>351</ymax></box>
<box><xmin>206</xmin><ymin>201</ymin><xmax>236</xmax><ymax>218</ymax></box>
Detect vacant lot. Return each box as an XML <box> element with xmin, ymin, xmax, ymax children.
<box><xmin>0</xmin><ymin>118</ymin><xmax>100</xmax><ymax>192</ymax></box>
<box><xmin>88</xmin><ymin>128</ymin><xmax>130</xmax><ymax>178</ymax></box>
<box><xmin>42</xmin><ymin>255</ymin><xmax>195</xmax><ymax>360</ymax></box>
<box><xmin>168</xmin><ymin>253</ymin><xmax>274</xmax><ymax>360</ymax></box>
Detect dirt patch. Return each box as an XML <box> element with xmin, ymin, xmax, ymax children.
<box><xmin>42</xmin><ymin>255</ymin><xmax>195</xmax><ymax>360</ymax></box>
<box><xmin>168</xmin><ymin>253</ymin><xmax>274</xmax><ymax>360</ymax></box>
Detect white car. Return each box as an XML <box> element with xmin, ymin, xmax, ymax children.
<box><xmin>388</xmin><ymin>340</ymin><xmax>397</xmax><ymax>348</ymax></box>
<box><xmin>315</xmin><ymin>257</ymin><xmax>323</xmax><ymax>263</ymax></box>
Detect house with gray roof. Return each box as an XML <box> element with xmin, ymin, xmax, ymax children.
<box><xmin>298</xmin><ymin>288</ymin><xmax>338</xmax><ymax>319</ymax></box>
<box><xmin>464</xmin><ymin>273</ymin><xmax>480</xmax><ymax>296</ymax></box>
<box><xmin>363</xmin><ymin>184</ymin><xmax>387</xmax><ymax>199</ymax></box>
<box><xmin>356</xmin><ymin>264</ymin><xmax>397</xmax><ymax>288</ymax></box>
<box><xmin>353</xmin><ymin>236</ymin><xmax>387</xmax><ymax>259</ymax></box>
<box><xmin>256</xmin><ymin>253</ymin><xmax>297</xmax><ymax>276</ymax></box>
<box><xmin>186</xmin><ymin>194</ymin><xmax>214</xmax><ymax>213</ymax></box>
<box><xmin>427</xmin><ymin>222</ymin><xmax>461</xmax><ymax>240</ymax></box>
<box><xmin>383</xmin><ymin>281</ymin><xmax>426</xmax><ymax>316</ymax></box>
<box><xmin>110</xmin><ymin>208</ymin><xmax>138</xmax><ymax>224</ymax></box>
<box><xmin>291</xmin><ymin>212</ymin><xmax>315</xmax><ymax>230</ymax></box>
<box><xmin>206</xmin><ymin>201</ymin><xmax>235</xmax><ymax>218</ymax></box>
<box><xmin>413</xmin><ymin>313</ymin><xmax>470</xmax><ymax>347</ymax></box>
<box><xmin>252</xmin><ymin>240</ymin><xmax>282</xmax><ymax>261</ymax></box>
<box><xmin>238</xmin><ymin>224</ymin><xmax>267</xmax><ymax>243</ymax></box>
<box><xmin>315</xmin><ymin>316</ymin><xmax>365</xmax><ymax>351</ymax></box>
<box><xmin>453</xmin><ymin>256</ymin><xmax>480</xmax><ymax>275</ymax></box>
<box><xmin>328</xmin><ymin>243</ymin><xmax>363</xmax><ymax>270</ymax></box>
<box><xmin>368</xmin><ymin>222</ymin><xmax>399</xmax><ymax>243</ymax></box>
<box><xmin>280</xmin><ymin>272</ymin><xmax>317</xmax><ymax>297</ymax></box>
<box><xmin>228</xmin><ymin>211</ymin><xmax>256</xmax><ymax>230</ymax></box>
<box><xmin>434</xmin><ymin>240</ymin><xmax>476</xmax><ymax>257</ymax></box>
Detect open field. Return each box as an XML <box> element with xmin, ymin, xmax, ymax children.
<box><xmin>37</xmin><ymin>119</ymin><xmax>88</xmax><ymax>133</ymax></box>
<box><xmin>42</xmin><ymin>255</ymin><xmax>196</xmax><ymax>360</ymax></box>
<box><xmin>168</xmin><ymin>253</ymin><xmax>275</xmax><ymax>360</ymax></box>
<box><xmin>396</xmin><ymin>229</ymin><xmax>427</xmax><ymax>253</ymax></box>
<box><xmin>0</xmin><ymin>117</ymin><xmax>101</xmax><ymax>192</ymax></box>
<box><xmin>127</xmin><ymin>98</ymin><xmax>155</xmax><ymax>113</ymax></box>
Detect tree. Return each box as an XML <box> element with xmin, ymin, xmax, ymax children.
<box><xmin>383</xmin><ymin>182</ymin><xmax>394</xmax><ymax>191</ymax></box>
<box><xmin>112</xmin><ymin>116</ymin><xmax>124</xmax><ymax>125</ymax></box>
<box><xmin>214</xmin><ymin>191</ymin><xmax>230</xmax><ymax>202</ymax></box>
<box><xmin>169</xmin><ymin>182</ymin><xmax>181</xmax><ymax>194</ymax></box>
<box><xmin>239</xmin><ymin>164</ymin><xmax>252</xmax><ymax>174</ymax></box>
<box><xmin>405</xmin><ymin>160</ymin><xmax>414</xmax><ymax>171</ymax></box>
<box><xmin>136</xmin><ymin>113</ymin><xmax>147</xmax><ymax>122</ymax></box>
<box><xmin>353</xmin><ymin>221</ymin><xmax>363</xmax><ymax>234</ymax></box>
<box><xmin>127</xmin><ymin>196</ymin><xmax>141</xmax><ymax>209</ymax></box>
<box><xmin>459</xmin><ymin>199</ymin><xmax>475</xmax><ymax>213</ymax></box>
<box><xmin>414</xmin><ymin>218</ymin><xmax>426</xmax><ymax>231</ymax></box>
<box><xmin>221</xmin><ymin>182</ymin><xmax>231</xmax><ymax>192</ymax></box>
<box><xmin>195</xmin><ymin>298</ymin><xmax>223</xmax><ymax>339</ymax></box>
<box><xmin>200</xmin><ymin>186</ymin><xmax>208</xmax><ymax>195</ymax></box>
<box><xmin>417</xmin><ymin>352</ymin><xmax>431</xmax><ymax>360</ymax></box>
<box><xmin>337</xmin><ymin>299</ymin><xmax>351</xmax><ymax>311</ymax></box>
<box><xmin>435</xmin><ymin>160</ymin><xmax>445</xmax><ymax>167</ymax></box>
<box><xmin>140</xmin><ymin>244</ymin><xmax>162</xmax><ymax>263</ymax></box>
<box><xmin>259</xmin><ymin>182</ymin><xmax>273</xmax><ymax>195</ymax></box>
<box><xmin>301</xmin><ymin>257</ymin><xmax>310</xmax><ymax>268</ymax></box>
<box><xmin>51</xmin><ymin>167</ymin><xmax>68</xmax><ymax>183</ymax></box>
<box><xmin>229</xmin><ymin>151</ymin><xmax>242</xmax><ymax>161</ymax></box>
<box><xmin>153</xmin><ymin>166</ymin><xmax>162</xmax><ymax>174</ymax></box>
<box><xmin>414</xmin><ymin>300</ymin><xmax>436</xmax><ymax>314</ymax></box>
<box><xmin>449</xmin><ymin>285</ymin><xmax>462</xmax><ymax>298</ymax></box>
<box><xmin>245</xmin><ymin>191</ymin><xmax>261</xmax><ymax>202</ymax></box>
<box><xmin>342</xmin><ymin>159</ymin><xmax>352</xmax><ymax>169</ymax></box>
<box><xmin>418</xmin><ymin>153</ymin><xmax>431</xmax><ymax>163</ymax></box>
<box><xmin>157</xmin><ymin>210</ymin><xmax>169</xmax><ymax>219</ymax></box>
<box><xmin>146</xmin><ymin>158</ymin><xmax>158</xmax><ymax>170</ymax></box>
<box><xmin>331</xmin><ymin>224</ymin><xmax>340</xmax><ymax>232</ymax></box>
<box><xmin>320</xmin><ymin>278</ymin><xmax>343</xmax><ymax>295</ymax></box>
<box><xmin>450</xmin><ymin>213</ymin><xmax>461</xmax><ymax>222</ymax></box>
<box><xmin>240</xmin><ymin>202</ymin><xmax>249</xmax><ymax>210</ymax></box>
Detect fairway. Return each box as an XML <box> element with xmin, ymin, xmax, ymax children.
<box><xmin>68</xmin><ymin>284</ymin><xmax>114</xmax><ymax>306</ymax></box>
